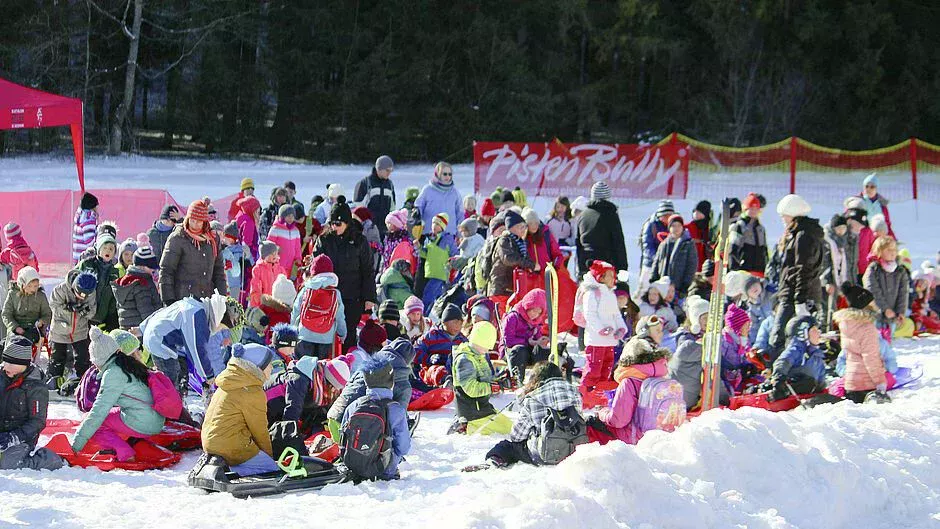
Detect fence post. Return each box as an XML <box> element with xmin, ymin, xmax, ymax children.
<box><xmin>910</xmin><ymin>137</ymin><xmax>918</xmax><ymax>200</ymax></box>
<box><xmin>789</xmin><ymin>137</ymin><xmax>797</xmax><ymax>194</ymax></box>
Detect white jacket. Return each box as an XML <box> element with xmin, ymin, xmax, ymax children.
<box><xmin>580</xmin><ymin>274</ymin><xmax>627</xmax><ymax>347</ymax></box>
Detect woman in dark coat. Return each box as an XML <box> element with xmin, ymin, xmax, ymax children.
<box><xmin>577</xmin><ymin>182</ymin><xmax>628</xmax><ymax>275</ymax></box>
<box><xmin>312</xmin><ymin>197</ymin><xmax>377</xmax><ymax>352</ymax></box>
<box><xmin>159</xmin><ymin>199</ymin><xmax>227</xmax><ymax>305</ymax></box>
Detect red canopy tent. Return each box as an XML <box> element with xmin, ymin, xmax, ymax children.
<box><xmin>0</xmin><ymin>77</ymin><xmax>85</xmax><ymax>191</ymax></box>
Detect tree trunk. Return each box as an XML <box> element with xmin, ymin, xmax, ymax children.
<box><xmin>109</xmin><ymin>0</ymin><xmax>144</xmax><ymax>155</ymax></box>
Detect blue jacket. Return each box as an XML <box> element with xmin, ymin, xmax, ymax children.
<box><xmin>327</xmin><ymin>338</ymin><xmax>415</xmax><ymax>422</ymax></box>
<box><xmin>415</xmin><ymin>182</ymin><xmax>463</xmax><ymax>236</ymax></box>
<box><xmin>773</xmin><ymin>338</ymin><xmax>826</xmax><ymax>384</ymax></box>
<box><xmin>290</xmin><ymin>272</ymin><xmax>348</xmax><ymax>344</ymax></box>
<box><xmin>414</xmin><ymin>325</ymin><xmax>467</xmax><ymax>368</ymax></box>
<box><xmin>745</xmin><ymin>295</ymin><xmax>774</xmax><ymax>345</ymax></box>
<box><xmin>140</xmin><ymin>298</ymin><xmax>226</xmax><ymax>381</ymax></box>
<box><xmin>641</xmin><ymin>216</ymin><xmax>668</xmax><ymax>268</ymax></box>
<box><xmin>342</xmin><ymin>387</ymin><xmax>410</xmax><ymax>479</ymax></box>
<box><xmin>753</xmin><ymin>316</ymin><xmax>774</xmax><ymax>352</ymax></box>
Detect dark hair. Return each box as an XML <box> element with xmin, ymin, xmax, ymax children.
<box><xmin>522</xmin><ymin>361</ymin><xmax>564</xmax><ymax>395</ymax></box>
<box><xmin>114</xmin><ymin>353</ymin><xmax>151</xmax><ymax>385</ymax></box>
<box><xmin>550</xmin><ymin>196</ymin><xmax>572</xmax><ymax>221</ymax></box>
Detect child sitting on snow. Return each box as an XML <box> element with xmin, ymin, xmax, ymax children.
<box><xmin>667</xmin><ymin>297</ymin><xmax>725</xmax><ymax>409</ymax></box>
<box><xmin>0</xmin><ymin>223</ymin><xmax>39</xmax><ymax>279</ymax></box>
<box><xmin>202</xmin><ymin>343</ymin><xmax>277</xmax><ymax>475</ymax></box>
<box><xmin>414</xmin><ymin>304</ymin><xmax>467</xmax><ymax>385</ymax></box>
<box><xmin>742</xmin><ymin>275</ymin><xmax>773</xmax><ymax>345</ymax></box>
<box><xmin>769</xmin><ymin>315</ymin><xmax>827</xmax><ymax>400</ymax></box>
<box><xmin>909</xmin><ymin>271</ymin><xmax>940</xmax><ymax>334</ymax></box>
<box><xmin>450</xmin><ymin>321</ymin><xmax>512</xmax><ymax>435</ymax></box>
<box><xmin>833</xmin><ymin>283</ymin><xmax>890</xmax><ymax>404</ymax></box>
<box><xmin>265</xmin><ymin>355</ymin><xmax>351</xmax><ymax>439</ymax></box>
<box><xmin>638</xmin><ymin>277</ymin><xmax>679</xmax><ymax>333</ymax></box>
<box><xmin>500</xmin><ymin>289</ymin><xmax>549</xmax><ymax>383</ymax></box>
<box><xmin>576</xmin><ymin>260</ymin><xmax>628</xmax><ymax>392</ymax></box>
<box><xmin>721</xmin><ymin>303</ymin><xmax>754</xmax><ymax>394</ymax></box>
<box><xmin>401</xmin><ymin>296</ymin><xmax>430</xmax><ymax>343</ymax></box>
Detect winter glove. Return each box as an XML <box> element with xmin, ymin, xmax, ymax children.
<box><xmin>768</xmin><ymin>379</ymin><xmax>789</xmax><ymax>402</ymax></box>
<box><xmin>598</xmin><ymin>326</ymin><xmax>614</xmax><ymax>337</ymax></box>
<box><xmin>613</xmin><ymin>328</ymin><xmax>627</xmax><ymax>340</ymax></box>
<box><xmin>795</xmin><ymin>303</ymin><xmax>810</xmax><ymax>317</ymax></box>
<box><xmin>63</xmin><ymin>301</ymin><xmax>76</xmax><ymax>312</ymax></box>
<box><xmin>0</xmin><ymin>431</ymin><xmax>20</xmax><ymax>451</ymax></box>
<box><xmin>876</xmin><ymin>383</ymin><xmax>887</xmax><ymax>393</ymax></box>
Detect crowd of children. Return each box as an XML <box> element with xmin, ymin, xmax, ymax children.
<box><xmin>0</xmin><ymin>166</ymin><xmax>928</xmax><ymax>483</ymax></box>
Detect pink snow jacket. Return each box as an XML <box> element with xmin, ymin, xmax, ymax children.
<box><xmin>500</xmin><ymin>288</ymin><xmax>546</xmax><ymax>352</ymax></box>
<box><xmin>0</xmin><ymin>234</ymin><xmax>39</xmax><ymax>279</ymax></box>
<box><xmin>835</xmin><ymin>308</ymin><xmax>886</xmax><ymax>392</ymax></box>
<box><xmin>598</xmin><ymin>358</ymin><xmax>668</xmax><ymax>444</ymax></box>
<box><xmin>856</xmin><ymin>227</ymin><xmax>875</xmax><ymax>276</ymax></box>
<box><xmin>249</xmin><ymin>259</ymin><xmax>287</xmax><ymax>309</ymax></box>
<box><xmin>267</xmin><ymin>219</ymin><xmax>301</xmax><ymax>276</ymax></box>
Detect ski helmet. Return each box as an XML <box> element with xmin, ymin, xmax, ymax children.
<box><xmin>785</xmin><ymin>315</ymin><xmax>818</xmax><ymax>341</ymax></box>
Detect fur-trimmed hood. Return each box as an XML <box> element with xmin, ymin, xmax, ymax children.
<box><xmin>617</xmin><ymin>337</ymin><xmax>671</xmax><ymax>367</ymax></box>
<box><xmin>833</xmin><ymin>307</ymin><xmax>877</xmax><ymax>324</ymax></box>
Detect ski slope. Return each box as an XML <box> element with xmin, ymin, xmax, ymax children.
<box><xmin>0</xmin><ymin>155</ymin><xmax>938</xmax><ymax>528</ymax></box>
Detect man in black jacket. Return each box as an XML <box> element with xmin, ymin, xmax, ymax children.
<box><xmin>354</xmin><ymin>155</ymin><xmax>397</xmax><ymax>239</ymax></box>
<box><xmin>0</xmin><ymin>336</ymin><xmax>65</xmax><ymax>470</ymax></box>
<box><xmin>767</xmin><ymin>194</ymin><xmax>824</xmax><ymax>360</ymax></box>
<box><xmin>577</xmin><ymin>181</ymin><xmax>628</xmax><ymax>275</ymax></box>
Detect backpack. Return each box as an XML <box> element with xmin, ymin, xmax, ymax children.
<box><xmin>631</xmin><ymin>377</ymin><xmax>686</xmax><ymax>439</ymax></box>
<box><xmin>75</xmin><ymin>366</ymin><xmax>100</xmax><ymax>413</ymax></box>
<box><xmin>299</xmin><ymin>286</ymin><xmax>339</xmax><ymax>334</ymax></box>
<box><xmin>572</xmin><ymin>286</ymin><xmax>588</xmax><ymax>329</ymax></box>
<box><xmin>532</xmin><ymin>405</ymin><xmax>589</xmax><ymax>465</ymax></box>
<box><xmin>148</xmin><ymin>370</ymin><xmax>184</xmax><ymax>419</ymax></box>
<box><xmin>340</xmin><ymin>398</ymin><xmax>394</xmax><ymax>479</ymax></box>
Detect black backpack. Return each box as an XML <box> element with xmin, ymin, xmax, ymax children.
<box><xmin>340</xmin><ymin>398</ymin><xmax>394</xmax><ymax>479</ymax></box>
<box><xmin>532</xmin><ymin>405</ymin><xmax>589</xmax><ymax>465</ymax></box>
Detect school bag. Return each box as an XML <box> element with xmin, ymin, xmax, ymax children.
<box><xmin>532</xmin><ymin>404</ymin><xmax>589</xmax><ymax>465</ymax></box>
<box><xmin>75</xmin><ymin>366</ymin><xmax>101</xmax><ymax>413</ymax></box>
<box><xmin>631</xmin><ymin>377</ymin><xmax>686</xmax><ymax>440</ymax></box>
<box><xmin>299</xmin><ymin>286</ymin><xmax>339</xmax><ymax>334</ymax></box>
<box><xmin>147</xmin><ymin>370</ymin><xmax>184</xmax><ymax>419</ymax></box>
<box><xmin>572</xmin><ymin>286</ymin><xmax>588</xmax><ymax>329</ymax></box>
<box><xmin>340</xmin><ymin>398</ymin><xmax>394</xmax><ymax>479</ymax></box>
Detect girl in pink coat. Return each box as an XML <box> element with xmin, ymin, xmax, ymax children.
<box><xmin>594</xmin><ymin>337</ymin><xmax>670</xmax><ymax>444</ymax></box>
<box><xmin>0</xmin><ymin>223</ymin><xmax>39</xmax><ymax>279</ymax></box>
<box><xmin>267</xmin><ymin>204</ymin><xmax>302</xmax><ymax>278</ymax></box>
<box><xmin>235</xmin><ymin>196</ymin><xmax>262</xmax><ymax>262</ymax></box>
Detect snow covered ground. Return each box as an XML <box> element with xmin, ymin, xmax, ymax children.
<box><xmin>0</xmin><ymin>154</ymin><xmax>938</xmax><ymax>528</ymax></box>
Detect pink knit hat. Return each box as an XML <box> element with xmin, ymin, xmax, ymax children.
<box><xmin>385</xmin><ymin>209</ymin><xmax>409</xmax><ymax>232</ymax></box>
<box><xmin>724</xmin><ymin>303</ymin><xmax>751</xmax><ymax>335</ymax></box>
<box><xmin>322</xmin><ymin>357</ymin><xmax>351</xmax><ymax>389</ymax></box>
<box><xmin>4</xmin><ymin>222</ymin><xmax>21</xmax><ymax>239</ymax></box>
<box><xmin>403</xmin><ymin>295</ymin><xmax>424</xmax><ymax>315</ymax></box>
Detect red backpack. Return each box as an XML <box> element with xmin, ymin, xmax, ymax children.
<box><xmin>299</xmin><ymin>287</ymin><xmax>339</xmax><ymax>334</ymax></box>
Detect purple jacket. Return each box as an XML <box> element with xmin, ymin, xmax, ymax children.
<box><xmin>501</xmin><ymin>311</ymin><xmax>540</xmax><ymax>351</ymax></box>
<box><xmin>415</xmin><ymin>182</ymin><xmax>462</xmax><ymax>235</ymax></box>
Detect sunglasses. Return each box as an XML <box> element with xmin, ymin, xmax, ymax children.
<box><xmin>441</xmin><ymin>172</ymin><xmax>453</xmax><ymax>177</ymax></box>
<box><xmin>330</xmin><ymin>221</ymin><xmax>344</xmax><ymax>226</ymax></box>
<box><xmin>865</xmin><ymin>184</ymin><xmax>876</xmax><ymax>189</ymax></box>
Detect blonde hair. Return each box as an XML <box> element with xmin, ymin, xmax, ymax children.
<box><xmin>434</xmin><ymin>162</ymin><xmax>453</xmax><ymax>179</ymax></box>
<box><xmin>870</xmin><ymin>236</ymin><xmax>897</xmax><ymax>259</ymax></box>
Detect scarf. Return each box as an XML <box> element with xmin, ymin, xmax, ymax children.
<box><xmin>185</xmin><ymin>223</ymin><xmax>219</xmax><ymax>257</ymax></box>
<box><xmin>879</xmin><ymin>259</ymin><xmax>898</xmax><ymax>273</ymax></box>
<box><xmin>509</xmin><ymin>233</ymin><xmax>529</xmax><ymax>260</ymax></box>
<box><xmin>431</xmin><ymin>176</ymin><xmax>455</xmax><ymax>192</ymax></box>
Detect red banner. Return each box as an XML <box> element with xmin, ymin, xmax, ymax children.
<box><xmin>473</xmin><ymin>141</ymin><xmax>689</xmax><ymax>199</ymax></box>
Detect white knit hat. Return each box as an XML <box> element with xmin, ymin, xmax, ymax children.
<box><xmin>651</xmin><ymin>276</ymin><xmax>671</xmax><ymax>298</ymax></box>
<box><xmin>776</xmin><ymin>194</ymin><xmax>811</xmax><ymax>217</ymax></box>
<box><xmin>521</xmin><ymin>207</ymin><xmax>540</xmax><ymax>225</ymax></box>
<box><xmin>685</xmin><ymin>296</ymin><xmax>710</xmax><ymax>334</ymax></box>
<box><xmin>327</xmin><ymin>183</ymin><xmax>344</xmax><ymax>199</ymax></box>
<box><xmin>89</xmin><ymin>327</ymin><xmax>120</xmax><ymax>368</ymax></box>
<box><xmin>272</xmin><ymin>274</ymin><xmax>297</xmax><ymax>305</ymax></box>
<box><xmin>570</xmin><ymin>196</ymin><xmax>588</xmax><ymax>212</ymax></box>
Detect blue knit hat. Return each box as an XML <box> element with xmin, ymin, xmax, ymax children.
<box><xmin>504</xmin><ymin>210</ymin><xmax>525</xmax><ymax>230</ymax></box>
<box><xmin>72</xmin><ymin>271</ymin><xmax>98</xmax><ymax>296</ymax></box>
<box><xmin>271</xmin><ymin>323</ymin><xmax>298</xmax><ymax>349</ymax></box>
<box><xmin>863</xmin><ymin>173</ymin><xmax>878</xmax><ymax>188</ymax></box>
<box><xmin>231</xmin><ymin>343</ymin><xmax>273</xmax><ymax>370</ymax></box>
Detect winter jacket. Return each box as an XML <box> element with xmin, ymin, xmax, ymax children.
<box><xmin>752</xmin><ymin>316</ymin><xmax>774</xmax><ymax>353</ymax></box>
<box><xmin>49</xmin><ymin>270</ymin><xmax>97</xmax><ymax>343</ymax></box>
<box><xmin>598</xmin><ymin>357</ymin><xmax>669</xmax><ymax>444</ymax></box>
<box><xmin>248</xmin><ymin>260</ymin><xmax>288</xmax><ymax>309</ymax></box>
<box><xmin>487</xmin><ymin>232</ymin><xmax>536</xmax><ymax>297</ymax></box>
<box><xmin>526</xmin><ymin>224</ymin><xmax>564</xmax><ymax>271</ymax></box>
<box><xmin>267</xmin><ymin>220</ymin><xmax>302</xmax><ymax>276</ymax></box>
<box><xmin>0</xmin><ymin>235</ymin><xmax>38</xmax><ymax>280</ymax></box>
<box><xmin>379</xmin><ymin>264</ymin><xmax>414</xmax><ymax>309</ymax></box>
<box><xmin>72</xmin><ymin>357</ymin><xmax>166</xmax><ymax>452</ymax></box>
<box><xmin>834</xmin><ymin>308</ymin><xmax>886</xmax><ymax>392</ymax></box>
<box><xmin>380</xmin><ymin>231</ymin><xmax>413</xmax><ymax>272</ymax></box>
<box><xmin>312</xmin><ymin>231</ymin><xmax>376</xmax><ymax>304</ymax></box>
<box><xmin>638</xmin><ymin>301</ymin><xmax>678</xmax><ymax>333</ymax></box>
<box><xmin>112</xmin><ymin>266</ymin><xmax>161</xmax><ymax>329</ymax></box>
<box><xmin>401</xmin><ymin>313</ymin><xmax>430</xmax><ymax>343</ymax></box>
<box><xmin>415</xmin><ymin>181</ymin><xmax>462</xmax><ymax>235</ymax></box>
<box><xmin>2</xmin><ymin>283</ymin><xmax>52</xmax><ymax>337</ymax></box>
<box><xmin>859</xmin><ymin>193</ymin><xmax>894</xmax><ymax>238</ymax></box>
<box><xmin>420</xmin><ymin>232</ymin><xmax>457</xmax><ymax>282</ymax></box>
<box><xmin>863</xmin><ymin>261</ymin><xmax>910</xmax><ymax>320</ymax></box>
<box><xmin>745</xmin><ymin>296</ymin><xmax>773</xmax><ymax>345</ymax></box>
<box><xmin>259</xmin><ymin>199</ymin><xmax>284</xmax><ymax>244</ymax></box>
<box><xmin>772</xmin><ymin>338</ymin><xmax>826</xmax><ymax>386</ymax></box>
<box><xmin>509</xmin><ymin>378</ymin><xmax>582</xmax><ymax>459</ymax></box>
<box><xmin>820</xmin><ymin>222</ymin><xmax>858</xmax><ymax>290</ymax></box>
<box><xmin>474</xmin><ymin>235</ymin><xmax>499</xmax><ymax>293</ymax></box>
<box><xmin>729</xmin><ymin>215</ymin><xmax>767</xmax><ymax>274</ymax></box>
<box><xmin>856</xmin><ymin>227</ymin><xmax>875</xmax><ymax>276</ymax></box>
<box><xmin>651</xmin><ymin>231</ymin><xmax>698</xmax><ymax>295</ymax></box>
<box><xmin>580</xmin><ymin>273</ymin><xmax>627</xmax><ymax>347</ymax></box>
<box><xmin>639</xmin><ymin>215</ymin><xmax>667</xmax><ymax>269</ymax></box>
<box><xmin>235</xmin><ymin>211</ymin><xmax>260</xmax><ymax>263</ymax></box>
<box><xmin>414</xmin><ymin>325</ymin><xmax>467</xmax><ymax>368</ymax></box>
<box><xmin>159</xmin><ymin>226</ymin><xmax>227</xmax><ymax>304</ymax></box>
<box><xmin>0</xmin><ymin>366</ymin><xmax>48</xmax><ymax>449</ymax></box>
<box><xmin>685</xmin><ymin>219</ymin><xmax>712</xmax><ymax>272</ymax></box>
<box><xmin>501</xmin><ymin>289</ymin><xmax>546</xmax><ymax>352</ymax></box>
<box><xmin>147</xmin><ymin>221</ymin><xmax>175</xmax><ymax>263</ymax></box>
<box><xmin>354</xmin><ymin>170</ymin><xmax>397</xmax><ymax>237</ymax></box>
<box><xmin>328</xmin><ymin>338</ymin><xmax>415</xmax><ymax>421</ymax></box>
<box><xmin>455</xmin><ymin>233</ymin><xmax>485</xmax><ymax>269</ymax></box>
<box><xmin>452</xmin><ymin>342</ymin><xmax>497</xmax><ymax>422</ymax></box>
<box><xmin>264</xmin><ymin>363</ymin><xmax>334</xmax><ymax>437</ymax></box>
<box><xmin>668</xmin><ymin>328</ymin><xmax>731</xmax><ymax>409</ymax></box>
<box><xmin>140</xmin><ymin>298</ymin><xmax>225</xmax><ymax>381</ymax></box>
<box><xmin>342</xmin><ymin>387</ymin><xmax>410</xmax><ymax>478</ymax></box>
<box><xmin>221</xmin><ymin>243</ymin><xmax>252</xmax><ymax>299</ymax></box>
<box><xmin>578</xmin><ymin>200</ymin><xmax>629</xmax><ymax>272</ymax></box>
<box><xmin>291</xmin><ymin>272</ymin><xmax>347</xmax><ymax>344</ymax></box>
<box><xmin>76</xmin><ymin>256</ymin><xmax>119</xmax><ymax>328</ymax></box>
<box><xmin>546</xmin><ymin>216</ymin><xmax>574</xmax><ymax>247</ymax></box>
<box><xmin>201</xmin><ymin>357</ymin><xmax>273</xmax><ymax>465</ymax></box>
<box><xmin>777</xmin><ymin>216</ymin><xmax>824</xmax><ymax>306</ymax></box>
<box><xmin>72</xmin><ymin>208</ymin><xmax>98</xmax><ymax>263</ymax></box>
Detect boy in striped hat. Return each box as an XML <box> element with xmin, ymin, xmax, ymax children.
<box><xmin>419</xmin><ymin>213</ymin><xmax>458</xmax><ymax>313</ymax></box>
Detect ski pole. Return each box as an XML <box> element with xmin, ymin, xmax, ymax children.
<box><xmin>784</xmin><ymin>381</ymin><xmax>810</xmax><ymax>410</ymax></box>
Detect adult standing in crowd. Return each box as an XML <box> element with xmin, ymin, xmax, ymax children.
<box><xmin>415</xmin><ymin>162</ymin><xmax>462</xmax><ymax>236</ymax></box>
<box><xmin>147</xmin><ymin>205</ymin><xmax>181</xmax><ymax>261</ymax></box>
<box><xmin>259</xmin><ymin>187</ymin><xmax>289</xmax><ymax>242</ymax></box>
<box><xmin>312</xmin><ymin>197</ymin><xmax>377</xmax><ymax>352</ymax></box>
<box><xmin>283</xmin><ymin>181</ymin><xmax>304</xmax><ymax>218</ymax></box>
<box><xmin>728</xmin><ymin>192</ymin><xmax>768</xmax><ymax>275</ymax></box>
<box><xmin>857</xmin><ymin>173</ymin><xmax>894</xmax><ymax>238</ymax></box>
<box><xmin>577</xmin><ymin>182</ymin><xmax>628</xmax><ymax>275</ymax></box>
<box><xmin>159</xmin><ymin>199</ymin><xmax>227</xmax><ymax>305</ymax></box>
<box><xmin>228</xmin><ymin>178</ymin><xmax>255</xmax><ymax>222</ymax></box>
<box><xmin>354</xmin><ymin>155</ymin><xmax>397</xmax><ymax>239</ymax></box>
<box><xmin>767</xmin><ymin>194</ymin><xmax>824</xmax><ymax>358</ymax></box>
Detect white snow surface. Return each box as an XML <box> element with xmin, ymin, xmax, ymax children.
<box><xmin>0</xmin><ymin>154</ymin><xmax>938</xmax><ymax>528</ymax></box>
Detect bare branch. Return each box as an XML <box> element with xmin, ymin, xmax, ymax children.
<box><xmin>85</xmin><ymin>0</ymin><xmax>134</xmax><ymax>39</ymax></box>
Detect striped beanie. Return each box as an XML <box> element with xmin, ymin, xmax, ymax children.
<box><xmin>134</xmin><ymin>244</ymin><xmax>160</xmax><ymax>269</ymax></box>
<box><xmin>403</xmin><ymin>295</ymin><xmax>424</xmax><ymax>315</ymax></box>
<box><xmin>2</xmin><ymin>335</ymin><xmax>33</xmax><ymax>366</ymax></box>
<box><xmin>724</xmin><ymin>303</ymin><xmax>751</xmax><ymax>335</ymax></box>
<box><xmin>655</xmin><ymin>200</ymin><xmax>676</xmax><ymax>218</ymax></box>
<box><xmin>4</xmin><ymin>222</ymin><xmax>21</xmax><ymax>239</ymax></box>
<box><xmin>323</xmin><ymin>357</ymin><xmax>351</xmax><ymax>389</ymax></box>
<box><xmin>186</xmin><ymin>198</ymin><xmax>211</xmax><ymax>223</ymax></box>
<box><xmin>380</xmin><ymin>299</ymin><xmax>400</xmax><ymax>322</ymax></box>
<box><xmin>433</xmin><ymin>212</ymin><xmax>449</xmax><ymax>231</ymax></box>
<box><xmin>590</xmin><ymin>181</ymin><xmax>612</xmax><ymax>201</ymax></box>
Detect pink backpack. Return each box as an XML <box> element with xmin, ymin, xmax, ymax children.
<box><xmin>631</xmin><ymin>377</ymin><xmax>686</xmax><ymax>441</ymax></box>
<box><xmin>572</xmin><ymin>287</ymin><xmax>587</xmax><ymax>328</ymax></box>
<box><xmin>147</xmin><ymin>371</ymin><xmax>183</xmax><ymax>419</ymax></box>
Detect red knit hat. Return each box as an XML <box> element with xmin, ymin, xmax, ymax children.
<box><xmin>352</xmin><ymin>206</ymin><xmax>372</xmax><ymax>223</ymax></box>
<box><xmin>480</xmin><ymin>198</ymin><xmax>496</xmax><ymax>217</ymax></box>
<box><xmin>742</xmin><ymin>193</ymin><xmax>761</xmax><ymax>210</ymax></box>
<box><xmin>187</xmin><ymin>198</ymin><xmax>211</xmax><ymax>222</ymax></box>
<box><xmin>589</xmin><ymin>260</ymin><xmax>616</xmax><ymax>282</ymax></box>
<box><xmin>724</xmin><ymin>303</ymin><xmax>751</xmax><ymax>335</ymax></box>
<box><xmin>667</xmin><ymin>214</ymin><xmax>685</xmax><ymax>227</ymax></box>
<box><xmin>311</xmin><ymin>254</ymin><xmax>334</xmax><ymax>275</ymax></box>
<box><xmin>358</xmin><ymin>320</ymin><xmax>388</xmax><ymax>350</ymax></box>
<box><xmin>237</xmin><ymin>196</ymin><xmax>261</xmax><ymax>215</ymax></box>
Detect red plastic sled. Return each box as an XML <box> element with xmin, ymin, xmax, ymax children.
<box><xmin>45</xmin><ymin>433</ymin><xmax>181</xmax><ymax>471</ymax></box>
<box><xmin>408</xmin><ymin>387</ymin><xmax>455</xmax><ymax>411</ymax></box>
<box><xmin>729</xmin><ymin>392</ymin><xmax>821</xmax><ymax>413</ymax></box>
<box><xmin>42</xmin><ymin>419</ymin><xmax>202</xmax><ymax>451</ymax></box>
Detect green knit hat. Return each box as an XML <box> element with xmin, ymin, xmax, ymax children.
<box><xmin>109</xmin><ymin>329</ymin><xmax>140</xmax><ymax>355</ymax></box>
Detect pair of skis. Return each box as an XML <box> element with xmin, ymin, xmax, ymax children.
<box><xmin>700</xmin><ymin>201</ymin><xmax>733</xmax><ymax>411</ymax></box>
